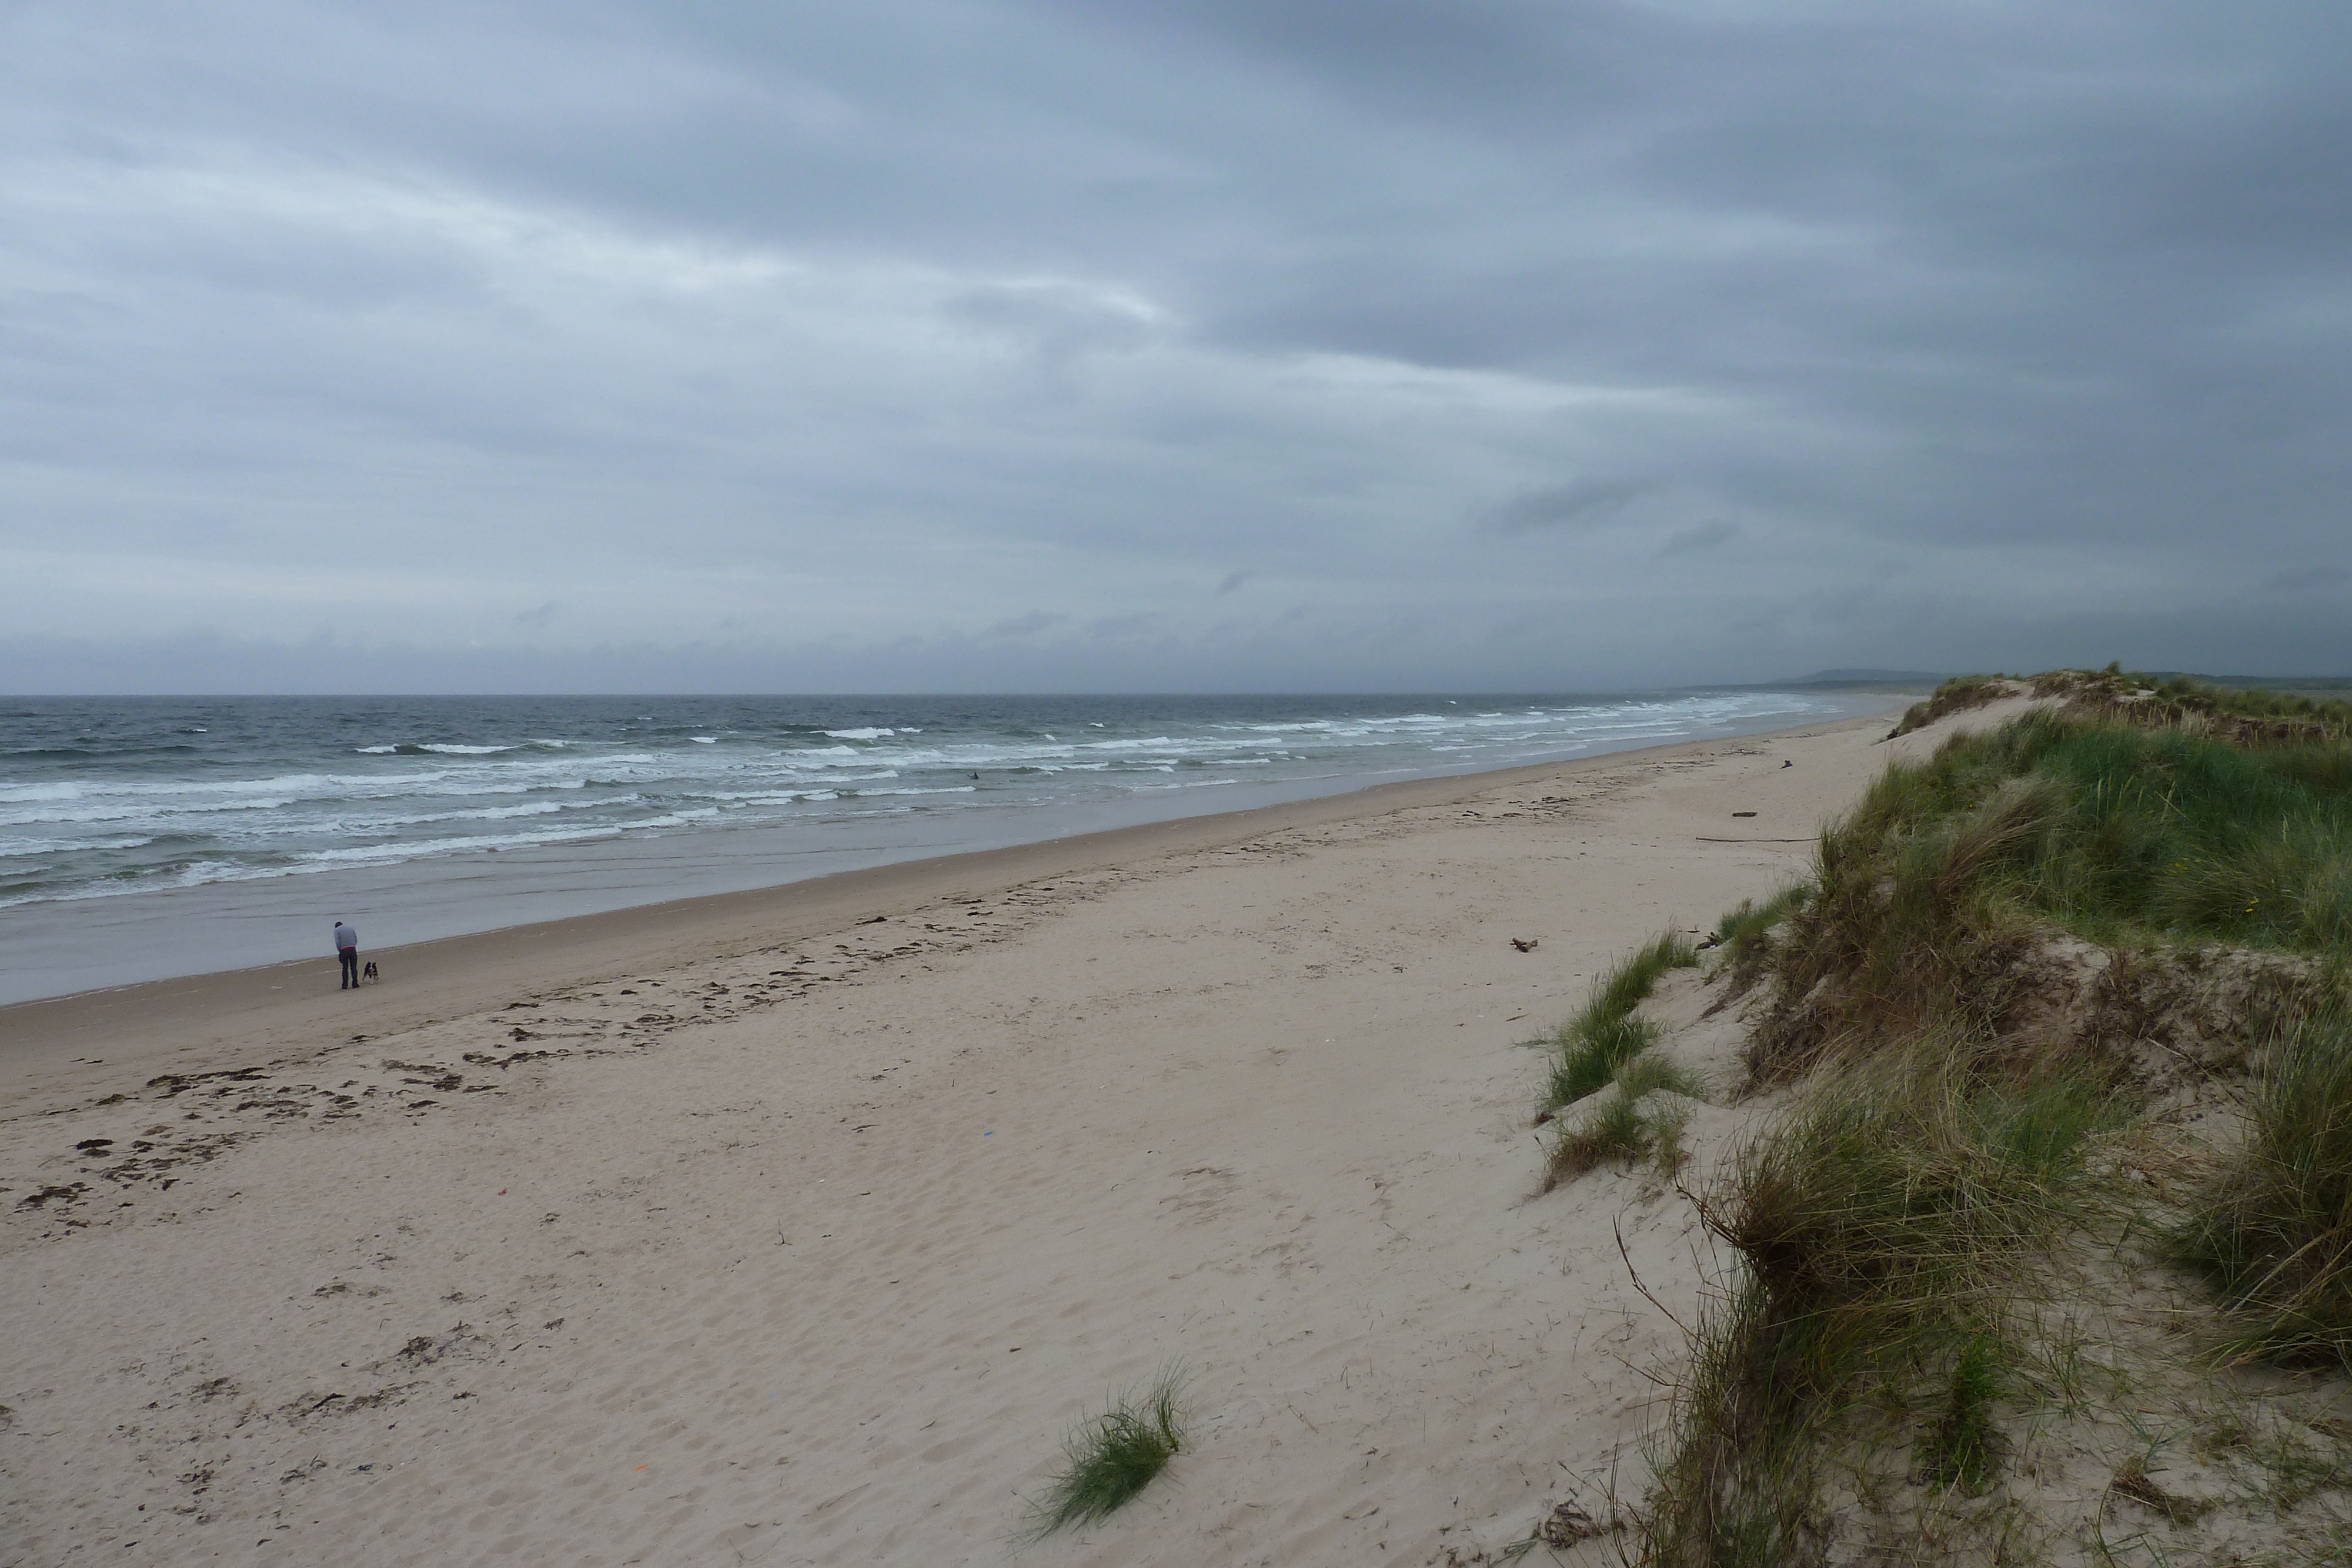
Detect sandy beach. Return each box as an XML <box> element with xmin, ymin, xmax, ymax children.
<box><xmin>5</xmin><ymin>706</ymin><xmax>1942</xmax><ymax>1566</ymax></box>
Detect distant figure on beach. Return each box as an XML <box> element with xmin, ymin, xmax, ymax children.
<box><xmin>333</xmin><ymin>920</ymin><xmax>359</xmax><ymax>990</ymax></box>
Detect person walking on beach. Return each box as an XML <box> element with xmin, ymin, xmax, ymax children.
<box><xmin>333</xmin><ymin>919</ymin><xmax>359</xmax><ymax>990</ymax></box>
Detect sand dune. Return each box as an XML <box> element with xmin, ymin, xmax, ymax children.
<box><xmin>5</xmin><ymin>706</ymin><xmax>1957</xmax><ymax>1566</ymax></box>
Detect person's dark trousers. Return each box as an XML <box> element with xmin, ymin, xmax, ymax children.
<box><xmin>339</xmin><ymin>948</ymin><xmax>359</xmax><ymax>988</ymax></box>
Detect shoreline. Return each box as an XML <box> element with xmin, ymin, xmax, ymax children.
<box><xmin>1</xmin><ymin>711</ymin><xmax>1897</xmax><ymax>1116</ymax></box>
<box><xmin>0</xmin><ymin>691</ymin><xmax>1896</xmax><ymax>1008</ymax></box>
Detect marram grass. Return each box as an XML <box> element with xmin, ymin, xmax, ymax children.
<box><xmin>1539</xmin><ymin>930</ymin><xmax>1700</xmax><ymax>1113</ymax></box>
<box><xmin>1025</xmin><ymin>1368</ymin><xmax>1186</xmax><ymax>1537</ymax></box>
<box><xmin>1710</xmin><ymin>885</ymin><xmax>1806</xmax><ymax>991</ymax></box>
<box><xmin>1622</xmin><ymin>674</ymin><xmax>2352</xmax><ymax>1560</ymax></box>
<box><xmin>1749</xmin><ymin>706</ymin><xmax>2352</xmax><ymax>1084</ymax></box>
<box><xmin>1641</xmin><ymin>1037</ymin><xmax>2116</xmax><ymax>1562</ymax></box>
<box><xmin>2175</xmin><ymin>1001</ymin><xmax>2352</xmax><ymax>1369</ymax></box>
<box><xmin>1547</xmin><ymin>1052</ymin><xmax>1706</xmax><ymax>1185</ymax></box>
<box><xmin>1917</xmin><ymin>1330</ymin><xmax>2006</xmax><ymax>1493</ymax></box>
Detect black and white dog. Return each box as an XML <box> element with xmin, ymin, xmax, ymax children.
<box><xmin>361</xmin><ymin>961</ymin><xmax>380</xmax><ymax>984</ymax></box>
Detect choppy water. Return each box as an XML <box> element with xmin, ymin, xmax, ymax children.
<box><xmin>0</xmin><ymin>691</ymin><xmax>1857</xmax><ymax>912</ymax></box>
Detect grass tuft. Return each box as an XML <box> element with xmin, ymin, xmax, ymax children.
<box><xmin>1617</xmin><ymin>1051</ymin><xmax>1706</xmax><ymax>1102</ymax></box>
<box><xmin>1539</xmin><ymin>931</ymin><xmax>1700</xmax><ymax>1114</ymax></box>
<box><xmin>1709</xmin><ymin>886</ymin><xmax>1808</xmax><ymax>993</ymax></box>
<box><xmin>1639</xmin><ymin>1037</ymin><xmax>2116</xmax><ymax>1562</ymax></box>
<box><xmin>1547</xmin><ymin>1013</ymin><xmax>1659</xmax><ymax>1109</ymax></box>
<box><xmin>2174</xmin><ymin>999</ymin><xmax>2352</xmax><ymax>1368</ymax></box>
<box><xmin>1547</xmin><ymin>1053</ymin><xmax>1705</xmax><ymax>1186</ymax></box>
<box><xmin>1640</xmin><ymin>1275</ymin><xmax>1827</xmax><ymax>1567</ymax></box>
<box><xmin>1917</xmin><ymin>1331</ymin><xmax>2005</xmax><ymax>1492</ymax></box>
<box><xmin>1551</xmin><ymin>1088</ymin><xmax>1655</xmax><ymax>1181</ymax></box>
<box><xmin>1025</xmin><ymin>1369</ymin><xmax>1186</xmax><ymax>1537</ymax></box>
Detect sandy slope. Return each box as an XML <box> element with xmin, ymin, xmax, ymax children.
<box><xmin>4</xmin><ymin>705</ymin><xmax>1994</xmax><ymax>1567</ymax></box>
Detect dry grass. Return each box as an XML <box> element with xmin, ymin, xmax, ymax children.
<box><xmin>2174</xmin><ymin>999</ymin><xmax>2352</xmax><ymax>1368</ymax></box>
<box><xmin>1638</xmin><ymin>1038</ymin><xmax>2119</xmax><ymax>1565</ymax></box>
<box><xmin>1748</xmin><ymin>706</ymin><xmax>2352</xmax><ymax>1086</ymax></box>
<box><xmin>1593</xmin><ymin>673</ymin><xmax>2352</xmax><ymax>1561</ymax></box>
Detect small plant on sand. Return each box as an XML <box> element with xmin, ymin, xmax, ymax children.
<box><xmin>1917</xmin><ymin>1331</ymin><xmax>2006</xmax><ymax>1492</ymax></box>
<box><xmin>1025</xmin><ymin>1368</ymin><xmax>1187</xmax><ymax>1537</ymax></box>
<box><xmin>1548</xmin><ymin>1054</ymin><xmax>1706</xmax><ymax>1186</ymax></box>
<box><xmin>1708</xmin><ymin>886</ymin><xmax>1808</xmax><ymax>994</ymax></box>
<box><xmin>1539</xmin><ymin>931</ymin><xmax>1701</xmax><ymax>1114</ymax></box>
<box><xmin>1548</xmin><ymin>1012</ymin><xmax>1660</xmax><ymax>1108</ymax></box>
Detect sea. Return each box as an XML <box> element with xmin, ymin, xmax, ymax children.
<box><xmin>0</xmin><ymin>690</ymin><xmax>1900</xmax><ymax>1005</ymax></box>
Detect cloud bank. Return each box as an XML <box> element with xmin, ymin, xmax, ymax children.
<box><xmin>4</xmin><ymin>1</ymin><xmax>2348</xmax><ymax>691</ymax></box>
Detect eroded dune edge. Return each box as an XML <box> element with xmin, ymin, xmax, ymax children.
<box><xmin>1549</xmin><ymin>670</ymin><xmax>2352</xmax><ymax>1567</ymax></box>
<box><xmin>11</xmin><ymin>676</ymin><xmax>2350</xmax><ymax>1566</ymax></box>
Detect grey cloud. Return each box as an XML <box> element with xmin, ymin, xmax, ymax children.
<box><xmin>1084</xmin><ymin>611</ymin><xmax>1172</xmax><ymax>641</ymax></box>
<box><xmin>942</xmin><ymin>281</ymin><xmax>1160</xmax><ymax>361</ymax></box>
<box><xmin>4</xmin><ymin>2</ymin><xmax>2352</xmax><ymax>690</ymax></box>
<box><xmin>1478</xmin><ymin>479</ymin><xmax>1658</xmax><ymax>538</ymax></box>
<box><xmin>14</xmin><ymin>577</ymin><xmax>2350</xmax><ymax>697</ymax></box>
<box><xmin>2256</xmin><ymin>566</ymin><xmax>2351</xmax><ymax>596</ymax></box>
<box><xmin>981</xmin><ymin>609</ymin><xmax>1071</xmax><ymax>637</ymax></box>
<box><xmin>1660</xmin><ymin>521</ymin><xmax>1739</xmax><ymax>557</ymax></box>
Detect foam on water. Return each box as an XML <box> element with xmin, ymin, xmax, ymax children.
<box><xmin>0</xmin><ymin>690</ymin><xmax>1877</xmax><ymax>914</ymax></box>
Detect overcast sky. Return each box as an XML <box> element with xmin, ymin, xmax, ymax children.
<box><xmin>5</xmin><ymin>1</ymin><xmax>2349</xmax><ymax>693</ymax></box>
